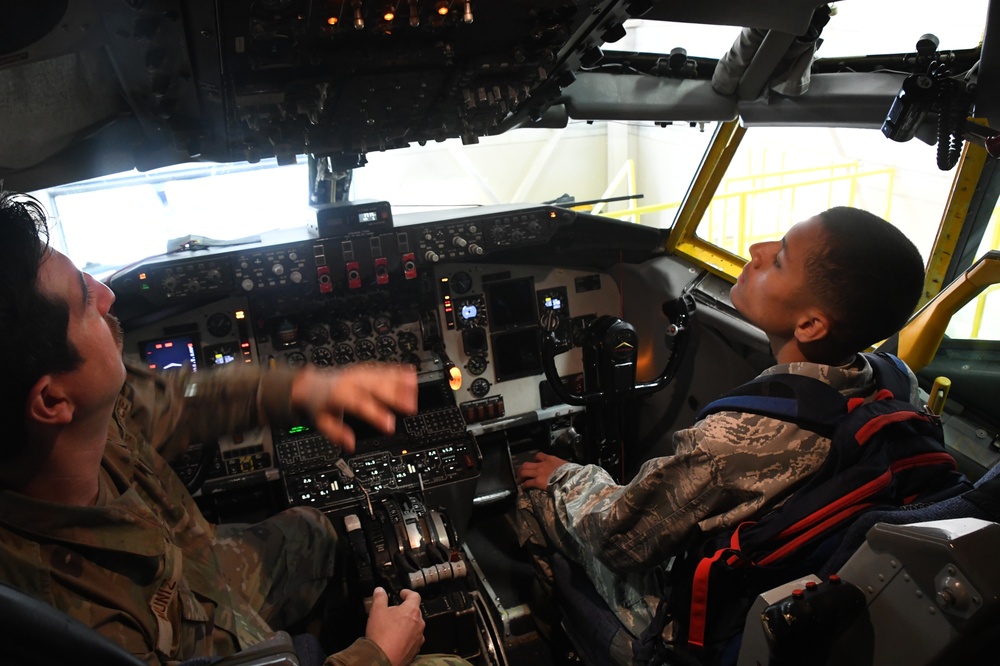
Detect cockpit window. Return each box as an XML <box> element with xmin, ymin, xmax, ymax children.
<box><xmin>945</xmin><ymin>211</ymin><xmax>1000</xmax><ymax>341</ymax></box>
<box><xmin>814</xmin><ymin>1</ymin><xmax>987</xmax><ymax>58</ymax></box>
<box><xmin>619</xmin><ymin>1</ymin><xmax>987</xmax><ymax>60</ymax></box>
<box><xmin>34</xmin><ymin>120</ymin><xmax>717</xmax><ymax>276</ymax></box>
<box><xmin>693</xmin><ymin>125</ymin><xmax>956</xmax><ymax>269</ymax></box>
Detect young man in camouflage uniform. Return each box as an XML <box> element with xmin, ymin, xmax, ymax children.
<box><xmin>0</xmin><ymin>191</ymin><xmax>468</xmax><ymax>666</ymax></box>
<box><xmin>516</xmin><ymin>207</ymin><xmax>927</xmax><ymax>656</ymax></box>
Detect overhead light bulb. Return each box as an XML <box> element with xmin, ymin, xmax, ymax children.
<box><xmin>435</xmin><ymin>0</ymin><xmax>449</xmax><ymax>16</ymax></box>
<box><xmin>353</xmin><ymin>0</ymin><xmax>365</xmax><ymax>29</ymax></box>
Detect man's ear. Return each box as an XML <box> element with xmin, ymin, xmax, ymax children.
<box><xmin>25</xmin><ymin>375</ymin><xmax>74</xmax><ymax>426</ymax></box>
<box><xmin>793</xmin><ymin>308</ymin><xmax>832</xmax><ymax>344</ymax></box>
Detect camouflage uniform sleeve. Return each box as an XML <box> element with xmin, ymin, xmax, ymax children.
<box><xmin>545</xmin><ymin>409</ymin><xmax>830</xmax><ymax>573</ymax></box>
<box><xmin>322</xmin><ymin>638</ymin><xmax>392</xmax><ymax>666</ymax></box>
<box><xmin>546</xmin><ymin>430</ymin><xmax>722</xmax><ymax>573</ymax></box>
<box><xmin>125</xmin><ymin>361</ymin><xmax>300</xmax><ymax>462</ymax></box>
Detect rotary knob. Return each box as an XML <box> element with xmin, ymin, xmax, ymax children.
<box><xmin>453</xmin><ymin>236</ymin><xmax>468</xmax><ymax>248</ymax></box>
<box><xmin>241</xmin><ymin>278</ymin><xmax>255</xmax><ymax>291</ymax></box>
<box><xmin>289</xmin><ymin>270</ymin><xmax>303</xmax><ymax>283</ymax></box>
<box><xmin>272</xmin><ymin>263</ymin><xmax>285</xmax><ymax>277</ymax></box>
<box><xmin>425</xmin><ymin>250</ymin><xmax>440</xmax><ymax>263</ymax></box>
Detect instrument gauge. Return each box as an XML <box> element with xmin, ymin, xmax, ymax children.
<box><xmin>455</xmin><ymin>295</ymin><xmax>487</xmax><ymax>329</ymax></box>
<box><xmin>352</xmin><ymin>318</ymin><xmax>372</xmax><ymax>338</ymax></box>
<box><xmin>286</xmin><ymin>351</ymin><xmax>307</xmax><ymax>368</ymax></box>
<box><xmin>466</xmin><ymin>355</ymin><xmax>489</xmax><ymax>376</ymax></box>
<box><xmin>373</xmin><ymin>314</ymin><xmax>393</xmax><ymax>335</ymax></box>
<box><xmin>376</xmin><ymin>335</ymin><xmax>397</xmax><ymax>358</ymax></box>
<box><xmin>334</xmin><ymin>343</ymin><xmax>355</xmax><ymax>365</ymax></box>
<box><xmin>206</xmin><ymin>312</ymin><xmax>233</xmax><ymax>338</ymax></box>
<box><xmin>306</xmin><ymin>323</ymin><xmax>330</xmax><ymax>346</ymax></box>
<box><xmin>204</xmin><ymin>342</ymin><xmax>239</xmax><ymax>367</ymax></box>
<box><xmin>329</xmin><ymin>320</ymin><xmax>351</xmax><ymax>342</ymax></box>
<box><xmin>397</xmin><ymin>331</ymin><xmax>419</xmax><ymax>352</ymax></box>
<box><xmin>311</xmin><ymin>347</ymin><xmax>333</xmax><ymax>367</ymax></box>
<box><xmin>355</xmin><ymin>339</ymin><xmax>376</xmax><ymax>361</ymax></box>
<box><xmin>470</xmin><ymin>378</ymin><xmax>491</xmax><ymax>398</ymax></box>
<box><xmin>450</xmin><ymin>271</ymin><xmax>474</xmax><ymax>295</ymax></box>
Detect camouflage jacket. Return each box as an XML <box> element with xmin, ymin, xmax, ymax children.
<box><xmin>518</xmin><ymin>355</ymin><xmax>918</xmax><ymax>636</ymax></box>
<box><xmin>0</xmin><ymin>363</ymin><xmax>392</xmax><ymax>666</ymax></box>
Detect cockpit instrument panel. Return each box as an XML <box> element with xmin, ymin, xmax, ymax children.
<box><xmin>115</xmin><ymin>204</ymin><xmax>621</xmax><ymax>515</ymax></box>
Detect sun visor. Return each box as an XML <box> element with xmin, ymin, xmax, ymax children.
<box><xmin>738</xmin><ymin>72</ymin><xmax>907</xmax><ymax>129</ymax></box>
<box><xmin>561</xmin><ymin>71</ymin><xmax>737</xmax><ymax>122</ymax></box>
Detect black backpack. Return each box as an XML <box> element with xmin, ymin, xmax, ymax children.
<box><xmin>635</xmin><ymin>352</ymin><xmax>969</xmax><ymax>666</ymax></box>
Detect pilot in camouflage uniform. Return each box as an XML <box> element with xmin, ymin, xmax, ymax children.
<box><xmin>0</xmin><ymin>361</ymin><xmax>468</xmax><ymax>666</ymax></box>
<box><xmin>516</xmin><ymin>354</ymin><xmax>920</xmax><ymax>645</ymax></box>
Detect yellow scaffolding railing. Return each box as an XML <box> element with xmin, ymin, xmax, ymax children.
<box><xmin>591</xmin><ymin>161</ymin><xmax>896</xmax><ymax>263</ymax></box>
<box><xmin>702</xmin><ymin>167</ymin><xmax>896</xmax><ymax>257</ymax></box>
<box><xmin>721</xmin><ymin>162</ymin><xmax>874</xmax><ymax>193</ymax></box>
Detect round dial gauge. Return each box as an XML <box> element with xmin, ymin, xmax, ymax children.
<box><xmin>352</xmin><ymin>318</ymin><xmax>372</xmax><ymax>338</ymax></box>
<box><xmin>376</xmin><ymin>335</ymin><xmax>397</xmax><ymax>357</ymax></box>
<box><xmin>206</xmin><ymin>312</ymin><xmax>233</xmax><ymax>338</ymax></box>
<box><xmin>466</xmin><ymin>355</ymin><xmax>489</xmax><ymax>376</ymax></box>
<box><xmin>329</xmin><ymin>320</ymin><xmax>351</xmax><ymax>342</ymax></box>
<box><xmin>355</xmin><ymin>339</ymin><xmax>376</xmax><ymax>361</ymax></box>
<box><xmin>373</xmin><ymin>314</ymin><xmax>393</xmax><ymax>335</ymax></box>
<box><xmin>334</xmin><ymin>343</ymin><xmax>355</xmax><ymax>365</ymax></box>
<box><xmin>401</xmin><ymin>352</ymin><xmax>421</xmax><ymax>369</ymax></box>
<box><xmin>306</xmin><ymin>323</ymin><xmax>330</xmax><ymax>346</ymax></box>
<box><xmin>286</xmin><ymin>351</ymin><xmax>307</xmax><ymax>368</ymax></box>
<box><xmin>397</xmin><ymin>331</ymin><xmax>419</xmax><ymax>352</ymax></box>
<box><xmin>470</xmin><ymin>377</ymin><xmax>491</xmax><ymax>398</ymax></box>
<box><xmin>311</xmin><ymin>347</ymin><xmax>333</xmax><ymax>367</ymax></box>
<box><xmin>450</xmin><ymin>271</ymin><xmax>474</xmax><ymax>295</ymax></box>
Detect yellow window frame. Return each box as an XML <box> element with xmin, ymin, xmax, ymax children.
<box><xmin>665</xmin><ymin>117</ymin><xmax>995</xmax><ymax>371</ymax></box>
<box><xmin>664</xmin><ymin>120</ymin><xmax>747</xmax><ymax>280</ymax></box>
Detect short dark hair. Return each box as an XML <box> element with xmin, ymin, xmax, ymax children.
<box><xmin>804</xmin><ymin>206</ymin><xmax>925</xmax><ymax>360</ymax></box>
<box><xmin>0</xmin><ymin>192</ymin><xmax>82</xmax><ymax>458</ymax></box>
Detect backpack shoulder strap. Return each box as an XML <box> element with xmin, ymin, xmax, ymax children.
<box><xmin>698</xmin><ymin>373</ymin><xmax>848</xmax><ymax>437</ymax></box>
<box><xmin>864</xmin><ymin>351</ymin><xmax>912</xmax><ymax>400</ymax></box>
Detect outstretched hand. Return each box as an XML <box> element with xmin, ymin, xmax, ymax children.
<box><xmin>515</xmin><ymin>451</ymin><xmax>569</xmax><ymax>490</ymax></box>
<box><xmin>366</xmin><ymin>587</ymin><xmax>425</xmax><ymax>666</ymax></box>
<box><xmin>290</xmin><ymin>364</ymin><xmax>418</xmax><ymax>453</ymax></box>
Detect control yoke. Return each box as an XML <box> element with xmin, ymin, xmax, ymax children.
<box><xmin>541</xmin><ymin>294</ymin><xmax>696</xmax><ymax>406</ymax></box>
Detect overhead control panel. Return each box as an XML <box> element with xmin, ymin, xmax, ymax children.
<box><xmin>206</xmin><ymin>0</ymin><xmax>640</xmax><ymax>164</ymax></box>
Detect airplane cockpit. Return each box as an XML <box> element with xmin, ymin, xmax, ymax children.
<box><xmin>3</xmin><ymin>1</ymin><xmax>1000</xmax><ymax>664</ymax></box>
